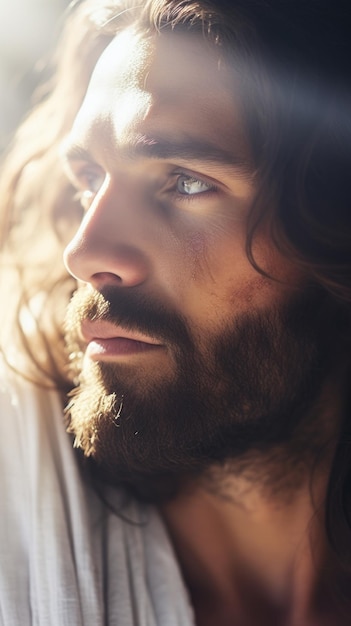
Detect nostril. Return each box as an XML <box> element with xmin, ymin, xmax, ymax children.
<box><xmin>90</xmin><ymin>272</ymin><xmax>123</xmax><ymax>289</ymax></box>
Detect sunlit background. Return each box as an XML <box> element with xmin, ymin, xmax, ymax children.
<box><xmin>0</xmin><ymin>0</ymin><xmax>70</xmax><ymax>151</ymax></box>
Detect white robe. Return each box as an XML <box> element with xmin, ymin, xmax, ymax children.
<box><xmin>0</xmin><ymin>359</ymin><xmax>194</xmax><ymax>625</ymax></box>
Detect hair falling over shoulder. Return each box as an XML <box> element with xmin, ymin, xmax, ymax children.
<box><xmin>0</xmin><ymin>0</ymin><xmax>351</xmax><ymax>575</ymax></box>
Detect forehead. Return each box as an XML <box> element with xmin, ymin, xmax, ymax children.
<box><xmin>70</xmin><ymin>27</ymin><xmax>250</xmax><ymax>164</ymax></box>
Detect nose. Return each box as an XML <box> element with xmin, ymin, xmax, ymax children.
<box><xmin>63</xmin><ymin>179</ymin><xmax>150</xmax><ymax>289</ymax></box>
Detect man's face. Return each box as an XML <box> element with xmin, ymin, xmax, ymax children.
<box><xmin>63</xmin><ymin>28</ymin><xmax>332</xmax><ymax>500</ymax></box>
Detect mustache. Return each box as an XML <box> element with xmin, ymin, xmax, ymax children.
<box><xmin>64</xmin><ymin>285</ymin><xmax>193</xmax><ymax>349</ymax></box>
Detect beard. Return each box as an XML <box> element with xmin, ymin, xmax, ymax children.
<box><xmin>64</xmin><ymin>283</ymin><xmax>339</xmax><ymax>503</ymax></box>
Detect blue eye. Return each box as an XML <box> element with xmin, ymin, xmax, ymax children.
<box><xmin>176</xmin><ymin>174</ymin><xmax>214</xmax><ymax>195</ymax></box>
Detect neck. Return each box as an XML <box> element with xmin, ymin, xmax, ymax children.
<box><xmin>160</xmin><ymin>379</ymin><xmax>351</xmax><ymax>626</ymax></box>
<box><xmin>161</xmin><ymin>460</ymin><xmax>351</xmax><ymax>625</ymax></box>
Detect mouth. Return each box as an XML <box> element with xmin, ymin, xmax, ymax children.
<box><xmin>80</xmin><ymin>319</ymin><xmax>163</xmax><ymax>361</ymax></box>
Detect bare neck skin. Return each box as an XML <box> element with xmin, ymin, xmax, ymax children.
<box><xmin>160</xmin><ymin>384</ymin><xmax>350</xmax><ymax>626</ymax></box>
<box><xmin>161</xmin><ymin>474</ymin><xmax>333</xmax><ymax>626</ymax></box>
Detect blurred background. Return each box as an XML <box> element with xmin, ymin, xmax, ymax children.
<box><xmin>0</xmin><ymin>0</ymin><xmax>70</xmax><ymax>152</ymax></box>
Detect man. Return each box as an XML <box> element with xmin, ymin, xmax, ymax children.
<box><xmin>0</xmin><ymin>0</ymin><xmax>350</xmax><ymax>624</ymax></box>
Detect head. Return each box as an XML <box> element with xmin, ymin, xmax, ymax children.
<box><xmin>1</xmin><ymin>0</ymin><xmax>351</xmax><ymax>556</ymax></box>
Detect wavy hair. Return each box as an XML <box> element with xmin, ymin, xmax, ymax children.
<box><xmin>1</xmin><ymin>0</ymin><xmax>351</xmax><ymax>568</ymax></box>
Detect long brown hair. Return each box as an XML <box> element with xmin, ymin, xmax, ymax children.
<box><xmin>1</xmin><ymin>0</ymin><xmax>351</xmax><ymax>566</ymax></box>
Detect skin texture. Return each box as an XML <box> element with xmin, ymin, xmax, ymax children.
<box><xmin>63</xmin><ymin>28</ymin><xmax>295</xmax><ymax>313</ymax></box>
<box><xmin>62</xmin><ymin>28</ymin><xmax>350</xmax><ymax>625</ymax></box>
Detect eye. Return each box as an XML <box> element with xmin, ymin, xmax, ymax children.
<box><xmin>176</xmin><ymin>174</ymin><xmax>215</xmax><ymax>196</ymax></box>
<box><xmin>72</xmin><ymin>165</ymin><xmax>106</xmax><ymax>211</ymax></box>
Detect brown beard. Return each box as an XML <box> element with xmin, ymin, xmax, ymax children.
<box><xmin>64</xmin><ymin>283</ymin><xmax>341</xmax><ymax>503</ymax></box>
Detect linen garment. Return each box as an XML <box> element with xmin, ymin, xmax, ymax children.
<box><xmin>0</xmin><ymin>359</ymin><xmax>194</xmax><ymax>625</ymax></box>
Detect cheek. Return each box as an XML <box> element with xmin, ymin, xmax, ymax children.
<box><xmin>181</xmin><ymin>226</ymin><xmax>301</xmax><ymax>319</ymax></box>
<box><xmin>176</xmin><ymin>226</ymin><xmax>257</xmax><ymax>322</ymax></box>
<box><xmin>162</xmin><ymin>215</ymin><xmax>301</xmax><ymax>323</ymax></box>
<box><xmin>183</xmin><ymin>231</ymin><xmax>211</xmax><ymax>281</ymax></box>
<box><xmin>182</xmin><ymin>219</ymin><xmax>249</xmax><ymax>288</ymax></box>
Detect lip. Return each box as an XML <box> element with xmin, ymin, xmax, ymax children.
<box><xmin>80</xmin><ymin>319</ymin><xmax>163</xmax><ymax>360</ymax></box>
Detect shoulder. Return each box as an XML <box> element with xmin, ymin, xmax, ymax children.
<box><xmin>0</xmin><ymin>356</ymin><xmax>194</xmax><ymax>624</ymax></box>
<box><xmin>0</xmin><ymin>353</ymin><xmax>67</xmax><ymax>461</ymax></box>
<box><xmin>0</xmin><ymin>353</ymin><xmax>82</xmax><ymax>525</ymax></box>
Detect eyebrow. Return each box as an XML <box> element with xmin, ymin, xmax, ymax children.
<box><xmin>62</xmin><ymin>134</ymin><xmax>253</xmax><ymax>175</ymax></box>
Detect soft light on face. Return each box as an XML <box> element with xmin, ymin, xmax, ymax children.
<box><xmin>63</xmin><ymin>27</ymin><xmax>294</xmax><ymax>328</ymax></box>
<box><xmin>74</xmin><ymin>28</ymin><xmax>153</xmax><ymax>145</ymax></box>
<box><xmin>62</xmin><ymin>28</ymin><xmax>335</xmax><ymax>501</ymax></box>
